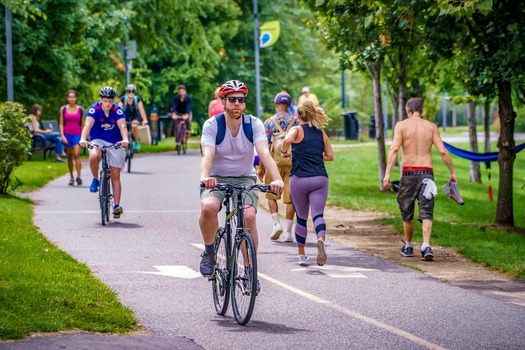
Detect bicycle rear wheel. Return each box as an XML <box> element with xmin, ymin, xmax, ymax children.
<box><xmin>182</xmin><ymin>130</ymin><xmax>188</xmax><ymax>154</ymax></box>
<box><xmin>231</xmin><ymin>232</ymin><xmax>257</xmax><ymax>325</ymax></box>
<box><xmin>100</xmin><ymin>172</ymin><xmax>109</xmax><ymax>225</ymax></box>
<box><xmin>212</xmin><ymin>228</ymin><xmax>230</xmax><ymax>316</ymax></box>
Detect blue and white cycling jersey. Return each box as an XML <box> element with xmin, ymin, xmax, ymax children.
<box><xmin>86</xmin><ymin>102</ymin><xmax>125</xmax><ymax>144</ymax></box>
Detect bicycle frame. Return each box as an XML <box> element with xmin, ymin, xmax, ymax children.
<box><xmin>209</xmin><ymin>182</ymin><xmax>271</xmax><ymax>325</ymax></box>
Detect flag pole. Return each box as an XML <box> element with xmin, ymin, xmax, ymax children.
<box><xmin>253</xmin><ymin>0</ymin><xmax>262</xmax><ymax>118</ymax></box>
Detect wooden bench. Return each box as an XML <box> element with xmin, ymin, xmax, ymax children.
<box><xmin>29</xmin><ymin>120</ymin><xmax>59</xmax><ymax>160</ymax></box>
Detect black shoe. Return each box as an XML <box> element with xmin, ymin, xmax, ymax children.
<box><xmin>400</xmin><ymin>245</ymin><xmax>414</xmax><ymax>257</ymax></box>
<box><xmin>200</xmin><ymin>252</ymin><xmax>216</xmax><ymax>277</ymax></box>
<box><xmin>421</xmin><ymin>247</ymin><xmax>434</xmax><ymax>261</ymax></box>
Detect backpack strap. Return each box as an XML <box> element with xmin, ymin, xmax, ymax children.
<box><xmin>215</xmin><ymin>113</ymin><xmax>226</xmax><ymax>145</ymax></box>
<box><xmin>242</xmin><ymin>114</ymin><xmax>253</xmax><ymax>143</ymax></box>
<box><xmin>215</xmin><ymin>113</ymin><xmax>253</xmax><ymax>145</ymax></box>
<box><xmin>273</xmin><ymin>116</ymin><xmax>285</xmax><ymax>134</ymax></box>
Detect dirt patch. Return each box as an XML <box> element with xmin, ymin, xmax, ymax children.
<box><xmin>322</xmin><ymin>206</ymin><xmax>510</xmax><ymax>283</ymax></box>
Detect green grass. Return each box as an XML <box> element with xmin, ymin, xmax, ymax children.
<box><xmin>140</xmin><ymin>136</ymin><xmax>201</xmax><ymax>153</ymax></box>
<box><xmin>0</xmin><ymin>161</ymin><xmax>138</xmax><ymax>340</ymax></box>
<box><xmin>325</xmin><ymin>142</ymin><xmax>525</xmax><ymax>278</ymax></box>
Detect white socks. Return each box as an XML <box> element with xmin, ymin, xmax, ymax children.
<box><xmin>271</xmin><ymin>213</ymin><xmax>280</xmax><ymax>226</ymax></box>
<box><xmin>283</xmin><ymin>219</ymin><xmax>293</xmax><ymax>233</ymax></box>
<box><xmin>421</xmin><ymin>242</ymin><xmax>430</xmax><ymax>251</ymax></box>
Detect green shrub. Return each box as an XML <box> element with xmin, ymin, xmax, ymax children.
<box><xmin>0</xmin><ymin>102</ymin><xmax>32</xmax><ymax>194</ymax></box>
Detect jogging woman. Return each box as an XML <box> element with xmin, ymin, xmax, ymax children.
<box><xmin>281</xmin><ymin>100</ymin><xmax>334</xmax><ymax>266</ymax></box>
<box><xmin>59</xmin><ymin>90</ymin><xmax>84</xmax><ymax>186</ymax></box>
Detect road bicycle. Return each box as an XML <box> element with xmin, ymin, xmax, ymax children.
<box><xmin>125</xmin><ymin>122</ymin><xmax>135</xmax><ymax>173</ymax></box>
<box><xmin>174</xmin><ymin>115</ymin><xmax>189</xmax><ymax>155</ymax></box>
<box><xmin>88</xmin><ymin>143</ymin><xmax>121</xmax><ymax>226</ymax></box>
<box><xmin>205</xmin><ymin>182</ymin><xmax>272</xmax><ymax>325</ymax></box>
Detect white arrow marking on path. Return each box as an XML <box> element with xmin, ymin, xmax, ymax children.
<box><xmin>291</xmin><ymin>265</ymin><xmax>379</xmax><ymax>278</ymax></box>
<box><xmin>136</xmin><ymin>266</ymin><xmax>201</xmax><ymax>279</ymax></box>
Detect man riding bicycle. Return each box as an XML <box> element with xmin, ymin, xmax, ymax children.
<box><xmin>80</xmin><ymin>86</ymin><xmax>129</xmax><ymax>219</ymax></box>
<box><xmin>199</xmin><ymin>80</ymin><xmax>284</xmax><ymax>285</ymax></box>
<box><xmin>171</xmin><ymin>84</ymin><xmax>192</xmax><ymax>145</ymax></box>
<box><xmin>118</xmin><ymin>84</ymin><xmax>148</xmax><ymax>151</ymax></box>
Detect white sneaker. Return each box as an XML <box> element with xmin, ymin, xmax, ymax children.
<box><xmin>270</xmin><ymin>223</ymin><xmax>283</xmax><ymax>240</ymax></box>
<box><xmin>281</xmin><ymin>231</ymin><xmax>293</xmax><ymax>242</ymax></box>
<box><xmin>298</xmin><ymin>255</ymin><xmax>309</xmax><ymax>266</ymax></box>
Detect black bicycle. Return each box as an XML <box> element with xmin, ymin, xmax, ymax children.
<box><xmin>88</xmin><ymin>143</ymin><xmax>121</xmax><ymax>225</ymax></box>
<box><xmin>205</xmin><ymin>182</ymin><xmax>272</xmax><ymax>325</ymax></box>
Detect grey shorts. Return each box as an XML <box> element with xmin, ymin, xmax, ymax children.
<box><xmin>90</xmin><ymin>139</ymin><xmax>126</xmax><ymax>169</ymax></box>
<box><xmin>200</xmin><ymin>176</ymin><xmax>259</xmax><ymax>210</ymax></box>
<box><xmin>397</xmin><ymin>173</ymin><xmax>435</xmax><ymax>222</ymax></box>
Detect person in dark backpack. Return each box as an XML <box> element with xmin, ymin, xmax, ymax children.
<box><xmin>118</xmin><ymin>84</ymin><xmax>148</xmax><ymax>151</ymax></box>
<box><xmin>59</xmin><ymin>89</ymin><xmax>85</xmax><ymax>186</ymax></box>
<box><xmin>199</xmin><ymin>80</ymin><xmax>284</xmax><ymax>283</ymax></box>
<box><xmin>258</xmin><ymin>91</ymin><xmax>299</xmax><ymax>242</ymax></box>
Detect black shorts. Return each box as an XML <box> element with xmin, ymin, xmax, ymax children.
<box><xmin>397</xmin><ymin>173</ymin><xmax>434</xmax><ymax>222</ymax></box>
<box><xmin>127</xmin><ymin>115</ymin><xmax>142</xmax><ymax>123</ymax></box>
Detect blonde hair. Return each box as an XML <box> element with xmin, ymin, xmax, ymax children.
<box><xmin>297</xmin><ymin>100</ymin><xmax>330</xmax><ymax>129</ymax></box>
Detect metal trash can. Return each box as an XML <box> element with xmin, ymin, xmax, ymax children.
<box><xmin>149</xmin><ymin>106</ymin><xmax>159</xmax><ymax>145</ymax></box>
<box><xmin>342</xmin><ymin>111</ymin><xmax>359</xmax><ymax>140</ymax></box>
<box><xmin>369</xmin><ymin>115</ymin><xmax>376</xmax><ymax>139</ymax></box>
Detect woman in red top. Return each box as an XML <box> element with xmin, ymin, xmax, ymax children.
<box><xmin>207</xmin><ymin>87</ymin><xmax>224</xmax><ymax>118</ymax></box>
<box><xmin>59</xmin><ymin>90</ymin><xmax>85</xmax><ymax>186</ymax></box>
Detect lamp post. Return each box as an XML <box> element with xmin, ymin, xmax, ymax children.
<box><xmin>253</xmin><ymin>0</ymin><xmax>262</xmax><ymax>118</ymax></box>
<box><xmin>5</xmin><ymin>6</ymin><xmax>13</xmax><ymax>101</ymax></box>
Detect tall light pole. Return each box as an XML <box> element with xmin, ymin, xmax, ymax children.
<box><xmin>253</xmin><ymin>0</ymin><xmax>262</xmax><ymax>118</ymax></box>
<box><xmin>5</xmin><ymin>6</ymin><xmax>14</xmax><ymax>101</ymax></box>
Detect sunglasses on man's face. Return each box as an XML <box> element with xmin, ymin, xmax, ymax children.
<box><xmin>227</xmin><ymin>96</ymin><xmax>246</xmax><ymax>103</ymax></box>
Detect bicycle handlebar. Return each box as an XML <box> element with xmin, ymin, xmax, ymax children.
<box><xmin>87</xmin><ymin>143</ymin><xmax>122</xmax><ymax>150</ymax></box>
<box><xmin>200</xmin><ymin>182</ymin><xmax>272</xmax><ymax>193</ymax></box>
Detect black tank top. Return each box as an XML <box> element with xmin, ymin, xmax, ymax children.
<box><xmin>291</xmin><ymin>124</ymin><xmax>328</xmax><ymax>178</ymax></box>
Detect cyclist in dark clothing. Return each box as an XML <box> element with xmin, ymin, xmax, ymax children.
<box><xmin>118</xmin><ymin>84</ymin><xmax>148</xmax><ymax>151</ymax></box>
<box><xmin>171</xmin><ymin>84</ymin><xmax>192</xmax><ymax>143</ymax></box>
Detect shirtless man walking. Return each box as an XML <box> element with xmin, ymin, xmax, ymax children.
<box><xmin>383</xmin><ymin>98</ymin><xmax>457</xmax><ymax>261</ymax></box>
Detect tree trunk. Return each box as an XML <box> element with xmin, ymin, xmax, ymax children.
<box><xmin>397</xmin><ymin>52</ymin><xmax>407</xmax><ymax>121</ymax></box>
<box><xmin>484</xmin><ymin>99</ymin><xmax>491</xmax><ymax>153</ymax></box>
<box><xmin>495</xmin><ymin>80</ymin><xmax>516</xmax><ymax>226</ymax></box>
<box><xmin>389</xmin><ymin>89</ymin><xmax>399</xmax><ymax>128</ymax></box>
<box><xmin>467</xmin><ymin>102</ymin><xmax>481</xmax><ymax>183</ymax></box>
<box><xmin>367</xmin><ymin>62</ymin><xmax>387</xmax><ymax>191</ymax></box>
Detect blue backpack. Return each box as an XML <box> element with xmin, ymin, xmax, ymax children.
<box><xmin>215</xmin><ymin>113</ymin><xmax>253</xmax><ymax>145</ymax></box>
<box><xmin>121</xmin><ymin>95</ymin><xmax>139</xmax><ymax>112</ymax></box>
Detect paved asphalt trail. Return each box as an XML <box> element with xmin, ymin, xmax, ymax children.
<box><xmin>2</xmin><ymin>148</ymin><xmax>525</xmax><ymax>349</ymax></box>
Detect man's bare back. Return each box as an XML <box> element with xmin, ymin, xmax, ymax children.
<box><xmin>397</xmin><ymin>117</ymin><xmax>439</xmax><ymax>168</ymax></box>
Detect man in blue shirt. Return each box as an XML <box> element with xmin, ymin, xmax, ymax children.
<box><xmin>80</xmin><ymin>86</ymin><xmax>129</xmax><ymax>219</ymax></box>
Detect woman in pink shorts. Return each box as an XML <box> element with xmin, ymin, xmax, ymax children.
<box><xmin>59</xmin><ymin>90</ymin><xmax>85</xmax><ymax>186</ymax></box>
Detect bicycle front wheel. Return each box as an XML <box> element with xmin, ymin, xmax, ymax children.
<box><xmin>100</xmin><ymin>173</ymin><xmax>109</xmax><ymax>225</ymax></box>
<box><xmin>126</xmin><ymin>148</ymin><xmax>132</xmax><ymax>173</ymax></box>
<box><xmin>212</xmin><ymin>228</ymin><xmax>230</xmax><ymax>316</ymax></box>
<box><xmin>231</xmin><ymin>232</ymin><xmax>257</xmax><ymax>326</ymax></box>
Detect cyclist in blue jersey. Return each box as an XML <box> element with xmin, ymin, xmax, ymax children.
<box><xmin>80</xmin><ymin>86</ymin><xmax>130</xmax><ymax>219</ymax></box>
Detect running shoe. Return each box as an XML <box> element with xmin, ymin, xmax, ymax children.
<box><xmin>113</xmin><ymin>205</ymin><xmax>123</xmax><ymax>219</ymax></box>
<box><xmin>421</xmin><ymin>247</ymin><xmax>434</xmax><ymax>261</ymax></box>
<box><xmin>89</xmin><ymin>178</ymin><xmax>99</xmax><ymax>192</ymax></box>
<box><xmin>68</xmin><ymin>178</ymin><xmax>74</xmax><ymax>186</ymax></box>
<box><xmin>200</xmin><ymin>252</ymin><xmax>216</xmax><ymax>277</ymax></box>
<box><xmin>298</xmin><ymin>255</ymin><xmax>309</xmax><ymax>266</ymax></box>
<box><xmin>281</xmin><ymin>231</ymin><xmax>293</xmax><ymax>242</ymax></box>
<box><xmin>400</xmin><ymin>244</ymin><xmax>414</xmax><ymax>257</ymax></box>
<box><xmin>76</xmin><ymin>177</ymin><xmax>82</xmax><ymax>186</ymax></box>
<box><xmin>270</xmin><ymin>223</ymin><xmax>283</xmax><ymax>240</ymax></box>
<box><xmin>317</xmin><ymin>240</ymin><xmax>327</xmax><ymax>266</ymax></box>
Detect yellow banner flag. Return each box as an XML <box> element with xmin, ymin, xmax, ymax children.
<box><xmin>260</xmin><ymin>21</ymin><xmax>280</xmax><ymax>48</ymax></box>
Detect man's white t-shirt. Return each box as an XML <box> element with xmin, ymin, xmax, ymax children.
<box><xmin>201</xmin><ymin>114</ymin><xmax>266</xmax><ymax>177</ymax></box>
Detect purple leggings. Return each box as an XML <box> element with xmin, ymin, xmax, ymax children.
<box><xmin>290</xmin><ymin>175</ymin><xmax>328</xmax><ymax>247</ymax></box>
